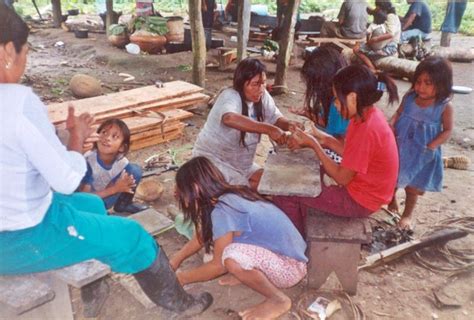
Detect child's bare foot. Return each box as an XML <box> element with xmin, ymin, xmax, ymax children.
<box><xmin>218</xmin><ymin>274</ymin><xmax>241</xmax><ymax>286</ymax></box>
<box><xmin>398</xmin><ymin>216</ymin><xmax>413</xmax><ymax>230</ymax></box>
<box><xmin>239</xmin><ymin>294</ymin><xmax>291</xmax><ymax>320</ymax></box>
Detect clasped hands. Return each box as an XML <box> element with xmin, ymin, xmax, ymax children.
<box><xmin>270</xmin><ymin>121</ymin><xmax>327</xmax><ymax>150</ymax></box>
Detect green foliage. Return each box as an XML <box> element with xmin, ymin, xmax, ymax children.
<box><xmin>109</xmin><ymin>24</ymin><xmax>127</xmax><ymax>36</ymax></box>
<box><xmin>133</xmin><ymin>16</ymin><xmax>168</xmax><ymax>35</ymax></box>
<box><xmin>177</xmin><ymin>64</ymin><xmax>192</xmax><ymax>72</ymax></box>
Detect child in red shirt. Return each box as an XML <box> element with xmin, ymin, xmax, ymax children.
<box><xmin>273</xmin><ymin>65</ymin><xmax>399</xmax><ymax>235</ymax></box>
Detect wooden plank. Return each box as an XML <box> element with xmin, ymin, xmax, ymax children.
<box><xmin>3</xmin><ymin>275</ymin><xmax>74</xmax><ymax>320</ymax></box>
<box><xmin>306</xmin><ymin>209</ymin><xmax>372</xmax><ymax>243</ymax></box>
<box><xmin>90</xmin><ymin>93</ymin><xmax>209</xmax><ymax>123</ymax></box>
<box><xmin>123</xmin><ymin>109</ymin><xmax>193</xmax><ymax>133</ymax></box>
<box><xmin>47</xmin><ymin>81</ymin><xmax>204</xmax><ymax>124</ymax></box>
<box><xmin>0</xmin><ymin>274</ymin><xmax>55</xmax><ymax>315</ymax></box>
<box><xmin>131</xmin><ymin>122</ymin><xmax>185</xmax><ymax>142</ymax></box>
<box><xmin>305</xmin><ymin>37</ymin><xmax>365</xmax><ymax>45</ymax></box>
<box><xmin>359</xmin><ymin>228</ymin><xmax>468</xmax><ymax>270</ymax></box>
<box><xmin>128</xmin><ymin>208</ymin><xmax>174</xmax><ymax>236</ymax></box>
<box><xmin>52</xmin><ymin>259</ymin><xmax>110</xmax><ymax>289</ymax></box>
<box><xmin>130</xmin><ymin>129</ymin><xmax>183</xmax><ymax>151</ymax></box>
<box><xmin>258</xmin><ymin>147</ymin><xmax>322</xmax><ymax>197</ymax></box>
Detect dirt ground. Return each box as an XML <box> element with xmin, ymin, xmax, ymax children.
<box><xmin>24</xmin><ymin>25</ymin><xmax>473</xmax><ymax>320</ymax></box>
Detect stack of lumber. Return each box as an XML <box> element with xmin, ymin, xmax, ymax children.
<box><xmin>47</xmin><ymin>81</ymin><xmax>209</xmax><ymax>151</ymax></box>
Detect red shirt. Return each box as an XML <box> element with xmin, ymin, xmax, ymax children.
<box><xmin>341</xmin><ymin>107</ymin><xmax>399</xmax><ymax>211</ymax></box>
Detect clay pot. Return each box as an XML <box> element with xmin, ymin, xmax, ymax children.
<box><xmin>108</xmin><ymin>34</ymin><xmax>129</xmax><ymax>48</ymax></box>
<box><xmin>165</xmin><ymin>16</ymin><xmax>184</xmax><ymax>43</ymax></box>
<box><xmin>130</xmin><ymin>33</ymin><xmax>167</xmax><ymax>54</ymax></box>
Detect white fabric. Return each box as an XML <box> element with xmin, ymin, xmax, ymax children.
<box><xmin>192</xmin><ymin>88</ymin><xmax>283</xmax><ymax>185</ymax></box>
<box><xmin>385</xmin><ymin>13</ymin><xmax>402</xmax><ymax>44</ymax></box>
<box><xmin>0</xmin><ymin>84</ymin><xmax>86</xmax><ymax>231</ymax></box>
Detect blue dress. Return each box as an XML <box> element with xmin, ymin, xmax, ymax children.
<box><xmin>395</xmin><ymin>91</ymin><xmax>447</xmax><ymax>192</ymax></box>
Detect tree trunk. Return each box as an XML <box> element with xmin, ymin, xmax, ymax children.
<box><xmin>105</xmin><ymin>0</ymin><xmax>114</xmax><ymax>35</ymax></box>
<box><xmin>341</xmin><ymin>49</ymin><xmax>419</xmax><ymax>80</ymax></box>
<box><xmin>237</xmin><ymin>0</ymin><xmax>251</xmax><ymax>62</ymax></box>
<box><xmin>274</xmin><ymin>0</ymin><xmax>300</xmax><ymax>95</ymax></box>
<box><xmin>189</xmin><ymin>0</ymin><xmax>206</xmax><ymax>87</ymax></box>
<box><xmin>51</xmin><ymin>0</ymin><xmax>62</xmax><ymax>28</ymax></box>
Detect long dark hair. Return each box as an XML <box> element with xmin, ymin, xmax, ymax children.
<box><xmin>175</xmin><ymin>156</ymin><xmax>267</xmax><ymax>253</ymax></box>
<box><xmin>412</xmin><ymin>56</ymin><xmax>452</xmax><ymax>103</ymax></box>
<box><xmin>333</xmin><ymin>65</ymin><xmax>398</xmax><ymax>119</ymax></box>
<box><xmin>301</xmin><ymin>46</ymin><xmax>347</xmax><ymax>126</ymax></box>
<box><xmin>0</xmin><ymin>4</ymin><xmax>29</xmax><ymax>53</ymax></box>
<box><xmin>95</xmin><ymin>118</ymin><xmax>131</xmax><ymax>157</ymax></box>
<box><xmin>233</xmin><ymin>58</ymin><xmax>266</xmax><ymax>148</ymax></box>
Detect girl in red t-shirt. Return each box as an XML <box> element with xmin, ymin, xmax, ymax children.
<box><xmin>273</xmin><ymin>65</ymin><xmax>399</xmax><ymax>236</ymax></box>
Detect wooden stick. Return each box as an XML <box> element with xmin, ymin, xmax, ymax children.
<box><xmin>359</xmin><ymin>228</ymin><xmax>468</xmax><ymax>270</ymax></box>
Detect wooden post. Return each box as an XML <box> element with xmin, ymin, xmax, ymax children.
<box><xmin>237</xmin><ymin>0</ymin><xmax>251</xmax><ymax>62</ymax></box>
<box><xmin>51</xmin><ymin>0</ymin><xmax>62</xmax><ymax>28</ymax></box>
<box><xmin>189</xmin><ymin>0</ymin><xmax>206</xmax><ymax>87</ymax></box>
<box><xmin>273</xmin><ymin>0</ymin><xmax>300</xmax><ymax>95</ymax></box>
<box><xmin>105</xmin><ymin>0</ymin><xmax>113</xmax><ymax>35</ymax></box>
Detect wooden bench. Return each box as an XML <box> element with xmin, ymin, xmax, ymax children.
<box><xmin>305</xmin><ymin>209</ymin><xmax>372</xmax><ymax>295</ymax></box>
<box><xmin>0</xmin><ymin>259</ymin><xmax>111</xmax><ymax>319</ymax></box>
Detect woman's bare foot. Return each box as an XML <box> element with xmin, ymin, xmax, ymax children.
<box><xmin>398</xmin><ymin>216</ymin><xmax>413</xmax><ymax>230</ymax></box>
<box><xmin>218</xmin><ymin>274</ymin><xmax>242</xmax><ymax>286</ymax></box>
<box><xmin>388</xmin><ymin>197</ymin><xmax>399</xmax><ymax>213</ymax></box>
<box><xmin>239</xmin><ymin>294</ymin><xmax>291</xmax><ymax>320</ymax></box>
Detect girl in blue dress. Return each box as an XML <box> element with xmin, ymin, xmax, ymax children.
<box><xmin>389</xmin><ymin>56</ymin><xmax>454</xmax><ymax>229</ymax></box>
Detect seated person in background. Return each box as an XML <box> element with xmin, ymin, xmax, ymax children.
<box><xmin>192</xmin><ymin>58</ymin><xmax>300</xmax><ymax>189</ymax></box>
<box><xmin>79</xmin><ymin>119</ymin><xmax>148</xmax><ymax>214</ymax></box>
<box><xmin>170</xmin><ymin>157</ymin><xmax>307</xmax><ymax>320</ymax></box>
<box><xmin>400</xmin><ymin>0</ymin><xmax>432</xmax><ymax>42</ymax></box>
<box><xmin>320</xmin><ymin>0</ymin><xmax>368</xmax><ymax>39</ymax></box>
<box><xmin>354</xmin><ymin>1</ymin><xmax>401</xmax><ymax>72</ymax></box>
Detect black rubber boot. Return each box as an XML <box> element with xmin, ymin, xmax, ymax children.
<box><xmin>133</xmin><ymin>251</ymin><xmax>213</xmax><ymax>316</ymax></box>
<box><xmin>114</xmin><ymin>192</ymin><xmax>148</xmax><ymax>214</ymax></box>
<box><xmin>81</xmin><ymin>278</ymin><xmax>110</xmax><ymax>318</ymax></box>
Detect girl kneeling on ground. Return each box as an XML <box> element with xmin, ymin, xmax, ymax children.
<box><xmin>170</xmin><ymin>156</ymin><xmax>308</xmax><ymax>320</ymax></box>
<box><xmin>273</xmin><ymin>65</ymin><xmax>400</xmax><ymax>236</ymax></box>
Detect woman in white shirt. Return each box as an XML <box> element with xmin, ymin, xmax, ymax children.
<box><xmin>0</xmin><ymin>4</ymin><xmax>211</xmax><ymax>317</ymax></box>
<box><xmin>193</xmin><ymin>58</ymin><xmax>300</xmax><ymax>189</ymax></box>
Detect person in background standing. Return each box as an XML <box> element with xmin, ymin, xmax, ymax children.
<box><xmin>440</xmin><ymin>0</ymin><xmax>467</xmax><ymax>47</ymax></box>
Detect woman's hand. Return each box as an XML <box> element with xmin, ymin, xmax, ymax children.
<box><xmin>288</xmin><ymin>127</ymin><xmax>317</xmax><ymax>150</ymax></box>
<box><xmin>309</xmin><ymin>122</ymin><xmax>331</xmax><ymax>144</ymax></box>
<box><xmin>269</xmin><ymin>126</ymin><xmax>287</xmax><ymax>145</ymax></box>
<box><xmin>66</xmin><ymin>105</ymin><xmax>95</xmax><ymax>140</ymax></box>
<box><xmin>113</xmin><ymin>171</ymin><xmax>136</xmax><ymax>193</ymax></box>
<box><xmin>82</xmin><ymin>132</ymin><xmax>99</xmax><ymax>153</ymax></box>
<box><xmin>288</xmin><ymin>120</ymin><xmax>305</xmax><ymax>131</ymax></box>
<box><xmin>66</xmin><ymin>105</ymin><xmax>95</xmax><ymax>152</ymax></box>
